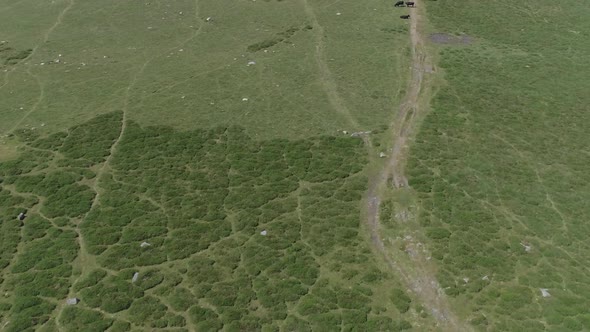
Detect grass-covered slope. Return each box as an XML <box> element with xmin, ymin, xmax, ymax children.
<box><xmin>0</xmin><ymin>113</ymin><xmax>422</xmax><ymax>331</ymax></box>
<box><xmin>408</xmin><ymin>0</ymin><xmax>590</xmax><ymax>330</ymax></box>
<box><xmin>0</xmin><ymin>0</ymin><xmax>408</xmax><ymax>139</ymax></box>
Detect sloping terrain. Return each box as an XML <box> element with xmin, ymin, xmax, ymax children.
<box><xmin>405</xmin><ymin>0</ymin><xmax>590</xmax><ymax>330</ymax></box>
<box><xmin>0</xmin><ymin>114</ymin><xmax>425</xmax><ymax>330</ymax></box>
<box><xmin>0</xmin><ymin>0</ymin><xmax>435</xmax><ymax>331</ymax></box>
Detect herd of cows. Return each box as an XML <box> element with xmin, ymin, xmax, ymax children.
<box><xmin>395</xmin><ymin>1</ymin><xmax>415</xmax><ymax>19</ymax></box>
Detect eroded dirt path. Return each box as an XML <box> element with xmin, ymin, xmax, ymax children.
<box><xmin>365</xmin><ymin>3</ymin><xmax>469</xmax><ymax>331</ymax></box>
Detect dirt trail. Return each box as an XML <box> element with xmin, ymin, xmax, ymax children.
<box><xmin>365</xmin><ymin>3</ymin><xmax>469</xmax><ymax>331</ymax></box>
<box><xmin>301</xmin><ymin>0</ymin><xmax>360</xmax><ymax>129</ymax></box>
<box><xmin>3</xmin><ymin>0</ymin><xmax>75</xmax><ymax>133</ymax></box>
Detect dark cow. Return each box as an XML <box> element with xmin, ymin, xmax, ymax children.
<box><xmin>394</xmin><ymin>1</ymin><xmax>405</xmax><ymax>6</ymax></box>
<box><xmin>406</xmin><ymin>2</ymin><xmax>415</xmax><ymax>7</ymax></box>
<box><xmin>400</xmin><ymin>14</ymin><xmax>410</xmax><ymax>19</ymax></box>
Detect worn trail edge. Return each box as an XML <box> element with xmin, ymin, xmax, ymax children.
<box><xmin>365</xmin><ymin>2</ymin><xmax>470</xmax><ymax>331</ymax></box>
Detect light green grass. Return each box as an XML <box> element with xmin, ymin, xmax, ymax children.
<box><xmin>0</xmin><ymin>0</ymin><xmax>409</xmax><ymax>139</ymax></box>
<box><xmin>407</xmin><ymin>0</ymin><xmax>590</xmax><ymax>330</ymax></box>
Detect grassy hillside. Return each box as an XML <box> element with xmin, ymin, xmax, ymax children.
<box><xmin>0</xmin><ymin>115</ymin><xmax>433</xmax><ymax>331</ymax></box>
<box><xmin>407</xmin><ymin>0</ymin><xmax>590</xmax><ymax>330</ymax></box>
<box><xmin>0</xmin><ymin>0</ymin><xmax>429</xmax><ymax>331</ymax></box>
<box><xmin>0</xmin><ymin>0</ymin><xmax>408</xmax><ymax>139</ymax></box>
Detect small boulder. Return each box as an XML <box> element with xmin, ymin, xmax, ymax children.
<box><xmin>66</xmin><ymin>298</ymin><xmax>79</xmax><ymax>305</ymax></box>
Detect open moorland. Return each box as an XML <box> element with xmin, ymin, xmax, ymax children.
<box><xmin>400</xmin><ymin>0</ymin><xmax>590</xmax><ymax>330</ymax></box>
<box><xmin>0</xmin><ymin>0</ymin><xmax>435</xmax><ymax>331</ymax></box>
<box><xmin>2</xmin><ymin>0</ymin><xmax>589</xmax><ymax>330</ymax></box>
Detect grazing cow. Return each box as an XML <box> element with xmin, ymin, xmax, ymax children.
<box><xmin>400</xmin><ymin>14</ymin><xmax>410</xmax><ymax>19</ymax></box>
<box><xmin>394</xmin><ymin>1</ymin><xmax>405</xmax><ymax>6</ymax></box>
<box><xmin>406</xmin><ymin>1</ymin><xmax>415</xmax><ymax>7</ymax></box>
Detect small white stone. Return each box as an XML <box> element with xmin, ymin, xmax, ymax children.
<box><xmin>540</xmin><ymin>288</ymin><xmax>551</xmax><ymax>297</ymax></box>
<box><xmin>242</xmin><ymin>98</ymin><xmax>249</xmax><ymax>101</ymax></box>
<box><xmin>132</xmin><ymin>272</ymin><xmax>139</xmax><ymax>283</ymax></box>
<box><xmin>260</xmin><ymin>230</ymin><xmax>267</xmax><ymax>236</ymax></box>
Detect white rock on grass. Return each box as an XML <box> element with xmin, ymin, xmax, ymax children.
<box><xmin>260</xmin><ymin>230</ymin><xmax>267</xmax><ymax>236</ymax></box>
<box><xmin>132</xmin><ymin>272</ymin><xmax>139</xmax><ymax>283</ymax></box>
<box><xmin>540</xmin><ymin>288</ymin><xmax>551</xmax><ymax>297</ymax></box>
<box><xmin>66</xmin><ymin>298</ymin><xmax>79</xmax><ymax>305</ymax></box>
<box><xmin>140</xmin><ymin>242</ymin><xmax>151</xmax><ymax>248</ymax></box>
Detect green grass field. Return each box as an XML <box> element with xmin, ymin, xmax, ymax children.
<box><xmin>0</xmin><ymin>0</ymin><xmax>427</xmax><ymax>331</ymax></box>
<box><xmin>3</xmin><ymin>0</ymin><xmax>588</xmax><ymax>330</ymax></box>
<box><xmin>405</xmin><ymin>0</ymin><xmax>590</xmax><ymax>330</ymax></box>
<box><xmin>0</xmin><ymin>0</ymin><xmax>409</xmax><ymax>139</ymax></box>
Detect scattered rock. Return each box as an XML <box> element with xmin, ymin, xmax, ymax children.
<box><xmin>520</xmin><ymin>242</ymin><xmax>532</xmax><ymax>252</ymax></box>
<box><xmin>463</xmin><ymin>277</ymin><xmax>469</xmax><ymax>283</ymax></box>
<box><xmin>336</xmin><ymin>12</ymin><xmax>341</xmax><ymax>16</ymax></box>
<box><xmin>132</xmin><ymin>272</ymin><xmax>139</xmax><ymax>283</ymax></box>
<box><xmin>66</xmin><ymin>298</ymin><xmax>79</xmax><ymax>305</ymax></box>
<box><xmin>540</xmin><ymin>288</ymin><xmax>551</xmax><ymax>297</ymax></box>
<box><xmin>247</xmin><ymin>61</ymin><xmax>256</xmax><ymax>66</ymax></box>
<box><xmin>206</xmin><ymin>17</ymin><xmax>212</xmax><ymax>22</ymax></box>
<box><xmin>379</xmin><ymin>152</ymin><xmax>386</xmax><ymax>158</ymax></box>
<box><xmin>17</xmin><ymin>212</ymin><xmax>25</xmax><ymax>221</ymax></box>
<box><xmin>140</xmin><ymin>242</ymin><xmax>151</xmax><ymax>248</ymax></box>
<box><xmin>242</xmin><ymin>98</ymin><xmax>249</xmax><ymax>102</ymax></box>
<box><xmin>260</xmin><ymin>230</ymin><xmax>267</xmax><ymax>236</ymax></box>
<box><xmin>350</xmin><ymin>131</ymin><xmax>371</xmax><ymax>137</ymax></box>
<box><xmin>482</xmin><ymin>275</ymin><xmax>489</xmax><ymax>281</ymax></box>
